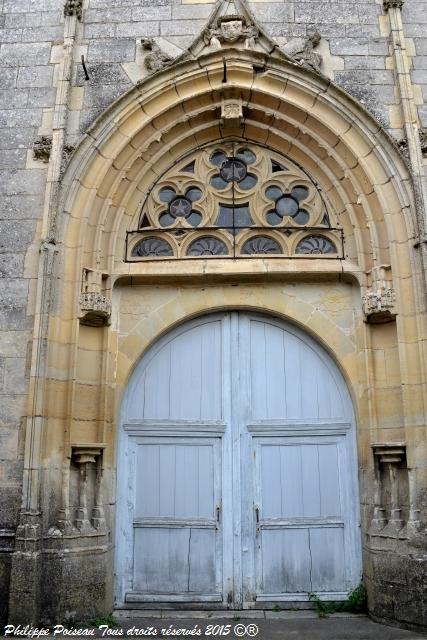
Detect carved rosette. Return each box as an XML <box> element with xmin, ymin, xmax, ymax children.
<box><xmin>33</xmin><ymin>135</ymin><xmax>52</xmax><ymax>163</ymax></box>
<box><xmin>362</xmin><ymin>288</ymin><xmax>396</xmax><ymax>323</ymax></box>
<box><xmin>78</xmin><ymin>292</ymin><xmax>112</xmax><ymax>327</ymax></box>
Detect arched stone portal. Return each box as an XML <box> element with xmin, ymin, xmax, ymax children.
<box><xmin>8</xmin><ymin>0</ymin><xmax>427</xmax><ymax>627</ymax></box>
<box><xmin>116</xmin><ymin>311</ymin><xmax>362</xmax><ymax>609</ymax></box>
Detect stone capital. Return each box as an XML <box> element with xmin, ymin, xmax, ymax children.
<box><xmin>71</xmin><ymin>443</ymin><xmax>106</xmax><ymax>465</ymax></box>
<box><xmin>383</xmin><ymin>0</ymin><xmax>404</xmax><ymax>10</ymax></box>
<box><xmin>64</xmin><ymin>0</ymin><xmax>82</xmax><ymax>20</ymax></box>
<box><xmin>372</xmin><ymin>443</ymin><xmax>406</xmax><ymax>465</ymax></box>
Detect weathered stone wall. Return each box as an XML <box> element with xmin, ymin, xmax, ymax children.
<box><xmin>0</xmin><ymin>0</ymin><xmax>426</xmax><ymax>628</ymax></box>
<box><xmin>0</xmin><ymin>0</ymin><xmax>63</xmax><ymax>624</ymax></box>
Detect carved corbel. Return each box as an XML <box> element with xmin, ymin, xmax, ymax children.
<box><xmin>64</xmin><ymin>0</ymin><xmax>83</xmax><ymax>20</ymax></box>
<box><xmin>362</xmin><ymin>265</ymin><xmax>396</xmax><ymax>323</ymax></box>
<box><xmin>362</xmin><ymin>288</ymin><xmax>396</xmax><ymax>323</ymax></box>
<box><xmin>78</xmin><ymin>268</ymin><xmax>111</xmax><ymax>327</ymax></box>
<box><xmin>33</xmin><ymin>135</ymin><xmax>52</xmax><ymax>163</ymax></box>
<box><xmin>221</xmin><ymin>99</ymin><xmax>243</xmax><ymax>127</ymax></box>
<box><xmin>79</xmin><ymin>292</ymin><xmax>112</xmax><ymax>327</ymax></box>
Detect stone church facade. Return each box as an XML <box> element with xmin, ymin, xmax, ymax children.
<box><xmin>0</xmin><ymin>0</ymin><xmax>427</xmax><ymax>629</ymax></box>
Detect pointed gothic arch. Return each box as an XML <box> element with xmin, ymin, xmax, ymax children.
<box><xmin>13</xmin><ymin>0</ymin><xmax>427</xmax><ymax>623</ymax></box>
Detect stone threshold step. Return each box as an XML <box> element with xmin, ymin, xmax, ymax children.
<box><xmin>113</xmin><ymin>610</ymin><xmax>367</xmax><ymax>620</ymax></box>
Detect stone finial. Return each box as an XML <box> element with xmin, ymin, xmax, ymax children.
<box><xmin>419</xmin><ymin>128</ymin><xmax>427</xmax><ymax>155</ymax></box>
<box><xmin>140</xmin><ymin>38</ymin><xmax>173</xmax><ymax>73</ymax></box>
<box><xmin>204</xmin><ymin>14</ymin><xmax>258</xmax><ymax>50</ymax></box>
<box><xmin>33</xmin><ymin>135</ymin><xmax>52</xmax><ymax>163</ymax></box>
<box><xmin>64</xmin><ymin>0</ymin><xmax>83</xmax><ymax>20</ymax></box>
<box><xmin>281</xmin><ymin>32</ymin><xmax>322</xmax><ymax>72</ymax></box>
<box><xmin>362</xmin><ymin>287</ymin><xmax>396</xmax><ymax>323</ymax></box>
<box><xmin>221</xmin><ymin>99</ymin><xmax>243</xmax><ymax>127</ymax></box>
<box><xmin>383</xmin><ymin>0</ymin><xmax>404</xmax><ymax>9</ymax></box>
<box><xmin>79</xmin><ymin>292</ymin><xmax>112</xmax><ymax>327</ymax></box>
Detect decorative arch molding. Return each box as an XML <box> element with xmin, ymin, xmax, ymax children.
<box><xmin>10</xmin><ymin>0</ymin><xmax>427</xmax><ymax>625</ymax></box>
<box><xmin>58</xmin><ymin>46</ymin><xmax>417</xmax><ymax>281</ymax></box>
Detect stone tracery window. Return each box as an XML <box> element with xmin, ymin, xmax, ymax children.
<box><xmin>127</xmin><ymin>143</ymin><xmax>343</xmax><ymax>261</ymax></box>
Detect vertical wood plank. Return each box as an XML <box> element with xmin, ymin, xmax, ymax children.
<box><xmin>264</xmin><ymin>324</ymin><xmax>287</xmax><ymax>418</ymax></box>
<box><xmin>310</xmin><ymin>527</ymin><xmax>346</xmax><ymax>591</ymax></box>
<box><xmin>261</xmin><ymin>529</ymin><xmax>311</xmax><ymax>593</ymax></box>
<box><xmin>318</xmin><ymin>443</ymin><xmax>341</xmax><ymax>517</ymax></box>
<box><xmin>260</xmin><ymin>445</ymin><xmax>282</xmax><ymax>518</ymax></box>
<box><xmin>284</xmin><ymin>333</ymin><xmax>301</xmax><ymax>418</ymax></box>
<box><xmin>159</xmin><ymin>444</ymin><xmax>176</xmax><ymax>517</ymax></box>
<box><xmin>301</xmin><ymin>445</ymin><xmax>321</xmax><ymax>517</ymax></box>
<box><xmin>250</xmin><ymin>321</ymin><xmax>267</xmax><ymax>419</ymax></box>
<box><xmin>280</xmin><ymin>445</ymin><xmax>304</xmax><ymax>518</ymax></box>
<box><xmin>197</xmin><ymin>445</ymin><xmax>214</xmax><ymax>518</ymax></box>
<box><xmin>188</xmin><ymin>529</ymin><xmax>217</xmax><ymax>593</ymax></box>
<box><xmin>200</xmin><ymin>321</ymin><xmax>222</xmax><ymax>420</ymax></box>
<box><xmin>135</xmin><ymin>444</ymin><xmax>159</xmax><ymax>517</ymax></box>
<box><xmin>143</xmin><ymin>344</ymin><xmax>171</xmax><ymax>419</ymax></box>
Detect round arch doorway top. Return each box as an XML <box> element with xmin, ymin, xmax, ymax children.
<box><xmin>115</xmin><ymin>312</ymin><xmax>362</xmax><ymax>609</ymax></box>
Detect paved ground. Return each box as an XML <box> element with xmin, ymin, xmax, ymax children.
<box><xmin>111</xmin><ymin>612</ymin><xmax>427</xmax><ymax>640</ymax></box>
<box><xmin>2</xmin><ymin>612</ymin><xmax>426</xmax><ymax>639</ymax></box>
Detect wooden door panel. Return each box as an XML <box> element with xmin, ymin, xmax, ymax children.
<box><xmin>133</xmin><ymin>527</ymin><xmax>217</xmax><ymax>594</ymax></box>
<box><xmin>127</xmin><ymin>320</ymin><xmax>223</xmax><ymax>421</ymax></box>
<box><xmin>310</xmin><ymin>527</ymin><xmax>346</xmax><ymax>592</ymax></box>
<box><xmin>259</xmin><ymin>443</ymin><xmax>342</xmax><ymax>520</ymax></box>
<box><xmin>131</xmin><ymin>439</ymin><xmax>221</xmax><ymax>600</ymax></box>
<box><xmin>134</xmin><ymin>527</ymin><xmax>190</xmax><ymax>593</ymax></box>
<box><xmin>249</xmin><ymin>319</ymin><xmax>346</xmax><ymax>420</ymax></box>
<box><xmin>261</xmin><ymin>528</ymin><xmax>311</xmax><ymax>594</ymax></box>
<box><xmin>135</xmin><ymin>443</ymin><xmax>214</xmax><ymax>519</ymax></box>
<box><xmin>255</xmin><ymin>437</ymin><xmax>349</xmax><ymax>598</ymax></box>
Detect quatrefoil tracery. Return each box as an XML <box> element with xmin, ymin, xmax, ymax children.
<box><xmin>129</xmin><ymin>143</ymin><xmax>341</xmax><ymax>260</ymax></box>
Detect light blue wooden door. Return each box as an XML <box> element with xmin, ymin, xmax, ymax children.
<box><xmin>116</xmin><ymin>313</ymin><xmax>361</xmax><ymax>608</ymax></box>
<box><xmin>239</xmin><ymin>316</ymin><xmax>361</xmax><ymax>604</ymax></box>
<box><xmin>128</xmin><ymin>437</ymin><xmax>222</xmax><ymax>602</ymax></box>
<box><xmin>117</xmin><ymin>317</ymin><xmax>230</xmax><ymax>605</ymax></box>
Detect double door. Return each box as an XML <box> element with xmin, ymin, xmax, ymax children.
<box><xmin>116</xmin><ymin>313</ymin><xmax>361</xmax><ymax>607</ymax></box>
